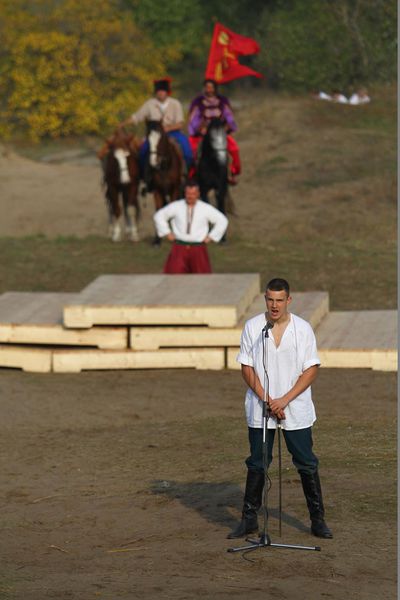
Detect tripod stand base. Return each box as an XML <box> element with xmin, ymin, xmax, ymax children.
<box><xmin>227</xmin><ymin>533</ymin><xmax>321</xmax><ymax>553</ymax></box>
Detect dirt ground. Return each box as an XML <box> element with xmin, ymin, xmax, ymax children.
<box><xmin>0</xmin><ymin>368</ymin><xmax>396</xmax><ymax>599</ymax></box>
<box><xmin>0</xmin><ymin>89</ymin><xmax>396</xmax><ymax>598</ymax></box>
<box><xmin>0</xmin><ymin>89</ymin><xmax>396</xmax><ymax>246</ymax></box>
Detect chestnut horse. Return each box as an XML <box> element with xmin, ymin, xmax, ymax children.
<box><xmin>145</xmin><ymin>120</ymin><xmax>183</xmax><ymax>245</ymax></box>
<box><xmin>102</xmin><ymin>130</ymin><xmax>141</xmax><ymax>242</ymax></box>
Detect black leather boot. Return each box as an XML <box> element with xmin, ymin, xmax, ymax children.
<box><xmin>227</xmin><ymin>470</ymin><xmax>264</xmax><ymax>539</ymax></box>
<box><xmin>300</xmin><ymin>471</ymin><xmax>333</xmax><ymax>539</ymax></box>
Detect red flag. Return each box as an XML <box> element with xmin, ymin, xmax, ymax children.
<box><xmin>205</xmin><ymin>23</ymin><xmax>263</xmax><ymax>84</ymax></box>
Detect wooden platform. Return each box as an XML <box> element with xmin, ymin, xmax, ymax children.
<box><xmin>317</xmin><ymin>349</ymin><xmax>397</xmax><ymax>371</ymax></box>
<box><xmin>52</xmin><ymin>348</ymin><xmax>225</xmax><ymax>373</ymax></box>
<box><xmin>316</xmin><ymin>310</ymin><xmax>397</xmax><ymax>371</ymax></box>
<box><xmin>63</xmin><ymin>274</ymin><xmax>260</xmax><ymax>328</ymax></box>
<box><xmin>227</xmin><ymin>309</ymin><xmax>397</xmax><ymax>372</ymax></box>
<box><xmin>0</xmin><ymin>293</ymin><xmax>127</xmax><ymax>348</ymax></box>
<box><xmin>0</xmin><ymin>280</ymin><xmax>395</xmax><ymax>373</ymax></box>
<box><xmin>0</xmin><ymin>345</ymin><xmax>52</xmax><ymax>373</ymax></box>
<box><xmin>316</xmin><ymin>310</ymin><xmax>397</xmax><ymax>350</ymax></box>
<box><xmin>130</xmin><ymin>291</ymin><xmax>329</xmax><ymax>350</ymax></box>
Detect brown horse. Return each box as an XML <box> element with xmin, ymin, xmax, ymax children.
<box><xmin>145</xmin><ymin>120</ymin><xmax>183</xmax><ymax>245</ymax></box>
<box><xmin>100</xmin><ymin>129</ymin><xmax>141</xmax><ymax>242</ymax></box>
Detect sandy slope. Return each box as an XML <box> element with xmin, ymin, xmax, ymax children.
<box><xmin>0</xmin><ymin>93</ymin><xmax>395</xmax><ymax>245</ymax></box>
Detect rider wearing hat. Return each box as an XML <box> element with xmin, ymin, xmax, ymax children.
<box><xmin>119</xmin><ymin>78</ymin><xmax>193</xmax><ymax>179</ymax></box>
<box><xmin>188</xmin><ymin>79</ymin><xmax>241</xmax><ymax>185</ymax></box>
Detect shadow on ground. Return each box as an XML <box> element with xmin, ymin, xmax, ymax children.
<box><xmin>151</xmin><ymin>479</ymin><xmax>309</xmax><ymax>533</ymax></box>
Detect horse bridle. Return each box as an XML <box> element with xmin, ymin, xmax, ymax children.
<box><xmin>149</xmin><ymin>139</ymin><xmax>170</xmax><ymax>170</ymax></box>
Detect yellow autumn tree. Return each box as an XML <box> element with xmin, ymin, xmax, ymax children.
<box><xmin>0</xmin><ymin>0</ymin><xmax>176</xmax><ymax>139</ymax></box>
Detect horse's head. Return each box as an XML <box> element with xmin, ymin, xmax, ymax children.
<box><xmin>205</xmin><ymin>118</ymin><xmax>227</xmax><ymax>165</ymax></box>
<box><xmin>146</xmin><ymin>120</ymin><xmax>174</xmax><ymax>169</ymax></box>
<box><xmin>107</xmin><ymin>128</ymin><xmax>139</xmax><ymax>159</ymax></box>
<box><xmin>146</xmin><ymin>120</ymin><xmax>163</xmax><ymax>168</ymax></box>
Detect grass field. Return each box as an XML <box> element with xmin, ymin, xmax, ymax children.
<box><xmin>1</xmin><ymin>85</ymin><xmax>396</xmax><ymax>309</ymax></box>
<box><xmin>0</xmin><ymin>231</ymin><xmax>396</xmax><ymax>310</ymax></box>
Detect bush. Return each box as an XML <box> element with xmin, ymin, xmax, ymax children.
<box><xmin>254</xmin><ymin>0</ymin><xmax>397</xmax><ymax>91</ymax></box>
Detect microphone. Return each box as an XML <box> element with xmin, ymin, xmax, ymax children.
<box><xmin>262</xmin><ymin>320</ymin><xmax>274</xmax><ymax>338</ymax></box>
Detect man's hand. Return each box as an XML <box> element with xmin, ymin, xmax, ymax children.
<box><xmin>117</xmin><ymin>118</ymin><xmax>132</xmax><ymax>129</ymax></box>
<box><xmin>166</xmin><ymin>233</ymin><xmax>176</xmax><ymax>242</ymax></box>
<box><xmin>268</xmin><ymin>396</ymin><xmax>288</xmax><ymax>420</ymax></box>
<box><xmin>203</xmin><ymin>236</ymin><xmax>212</xmax><ymax>244</ymax></box>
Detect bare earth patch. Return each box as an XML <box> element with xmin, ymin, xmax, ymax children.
<box><xmin>0</xmin><ymin>368</ymin><xmax>396</xmax><ymax>599</ymax></box>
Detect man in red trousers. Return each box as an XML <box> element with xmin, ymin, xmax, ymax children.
<box><xmin>153</xmin><ymin>180</ymin><xmax>228</xmax><ymax>274</ymax></box>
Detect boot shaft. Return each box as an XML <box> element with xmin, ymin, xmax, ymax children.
<box><xmin>243</xmin><ymin>469</ymin><xmax>265</xmax><ymax>516</ymax></box>
<box><xmin>300</xmin><ymin>471</ymin><xmax>325</xmax><ymax>521</ymax></box>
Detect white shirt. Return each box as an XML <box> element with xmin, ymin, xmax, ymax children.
<box><xmin>131</xmin><ymin>97</ymin><xmax>184</xmax><ymax>127</ymax></box>
<box><xmin>317</xmin><ymin>91</ymin><xmax>332</xmax><ymax>101</ymax></box>
<box><xmin>153</xmin><ymin>199</ymin><xmax>228</xmax><ymax>243</ymax></box>
<box><xmin>236</xmin><ymin>312</ymin><xmax>320</xmax><ymax>430</ymax></box>
<box><xmin>349</xmin><ymin>93</ymin><xmax>371</xmax><ymax>105</ymax></box>
<box><xmin>333</xmin><ymin>94</ymin><xmax>348</xmax><ymax>104</ymax></box>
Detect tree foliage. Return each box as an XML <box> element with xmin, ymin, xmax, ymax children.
<box><xmin>254</xmin><ymin>0</ymin><xmax>397</xmax><ymax>91</ymax></box>
<box><xmin>0</xmin><ymin>0</ymin><xmax>396</xmax><ymax>139</ymax></box>
<box><xmin>0</xmin><ymin>0</ymin><xmax>170</xmax><ymax>139</ymax></box>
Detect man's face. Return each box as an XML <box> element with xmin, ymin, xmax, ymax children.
<box><xmin>155</xmin><ymin>90</ymin><xmax>168</xmax><ymax>102</ymax></box>
<box><xmin>204</xmin><ymin>82</ymin><xmax>216</xmax><ymax>97</ymax></box>
<box><xmin>264</xmin><ymin>288</ymin><xmax>291</xmax><ymax>322</ymax></box>
<box><xmin>185</xmin><ymin>185</ymin><xmax>199</xmax><ymax>206</ymax></box>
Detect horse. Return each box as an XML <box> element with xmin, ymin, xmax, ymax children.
<box><xmin>197</xmin><ymin>118</ymin><xmax>229</xmax><ymax>220</ymax></box>
<box><xmin>145</xmin><ymin>120</ymin><xmax>183</xmax><ymax>245</ymax></box>
<box><xmin>102</xmin><ymin>129</ymin><xmax>141</xmax><ymax>242</ymax></box>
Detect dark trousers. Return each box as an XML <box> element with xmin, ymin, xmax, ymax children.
<box><xmin>246</xmin><ymin>426</ymin><xmax>319</xmax><ymax>475</ymax></box>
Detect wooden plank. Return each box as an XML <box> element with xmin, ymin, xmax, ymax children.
<box><xmin>0</xmin><ymin>293</ymin><xmax>127</xmax><ymax>348</ymax></box>
<box><xmin>227</xmin><ymin>347</ymin><xmax>397</xmax><ymax>372</ymax></box>
<box><xmin>52</xmin><ymin>348</ymin><xmax>225</xmax><ymax>373</ymax></box>
<box><xmin>131</xmin><ymin>326</ymin><xmax>240</xmax><ymax>350</ymax></box>
<box><xmin>63</xmin><ymin>274</ymin><xmax>260</xmax><ymax>328</ymax></box>
<box><xmin>0</xmin><ymin>345</ymin><xmax>52</xmax><ymax>373</ymax></box>
<box><xmin>130</xmin><ymin>291</ymin><xmax>329</xmax><ymax>350</ymax></box>
<box><xmin>318</xmin><ymin>350</ymin><xmax>397</xmax><ymax>372</ymax></box>
<box><xmin>227</xmin><ymin>309</ymin><xmax>397</xmax><ymax>372</ymax></box>
<box><xmin>243</xmin><ymin>290</ymin><xmax>329</xmax><ymax>331</ymax></box>
<box><xmin>226</xmin><ymin>347</ymin><xmax>240</xmax><ymax>371</ymax></box>
<box><xmin>316</xmin><ymin>310</ymin><xmax>397</xmax><ymax>350</ymax></box>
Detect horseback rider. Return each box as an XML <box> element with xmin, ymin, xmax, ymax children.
<box><xmin>188</xmin><ymin>79</ymin><xmax>241</xmax><ymax>185</ymax></box>
<box><xmin>118</xmin><ymin>78</ymin><xmax>193</xmax><ymax>189</ymax></box>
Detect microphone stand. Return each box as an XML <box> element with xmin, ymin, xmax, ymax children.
<box><xmin>228</xmin><ymin>322</ymin><xmax>321</xmax><ymax>554</ymax></box>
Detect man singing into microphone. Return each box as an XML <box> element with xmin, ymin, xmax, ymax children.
<box><xmin>228</xmin><ymin>278</ymin><xmax>333</xmax><ymax>539</ymax></box>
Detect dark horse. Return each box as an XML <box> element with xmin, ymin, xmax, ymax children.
<box><xmin>102</xmin><ymin>129</ymin><xmax>141</xmax><ymax>242</ymax></box>
<box><xmin>145</xmin><ymin>120</ymin><xmax>183</xmax><ymax>245</ymax></box>
<box><xmin>197</xmin><ymin>118</ymin><xmax>228</xmax><ymax>218</ymax></box>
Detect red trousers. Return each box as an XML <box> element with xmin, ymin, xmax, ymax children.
<box><xmin>189</xmin><ymin>135</ymin><xmax>241</xmax><ymax>175</ymax></box>
<box><xmin>163</xmin><ymin>243</ymin><xmax>212</xmax><ymax>274</ymax></box>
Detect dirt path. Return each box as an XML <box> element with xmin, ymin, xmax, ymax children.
<box><xmin>0</xmin><ymin>368</ymin><xmax>396</xmax><ymax>599</ymax></box>
<box><xmin>1</xmin><ymin>92</ymin><xmax>396</xmax><ymax>246</ymax></box>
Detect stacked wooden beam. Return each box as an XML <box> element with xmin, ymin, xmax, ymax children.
<box><xmin>316</xmin><ymin>310</ymin><xmax>397</xmax><ymax>372</ymax></box>
<box><xmin>0</xmin><ymin>275</ymin><xmax>396</xmax><ymax>373</ymax></box>
<box><xmin>0</xmin><ymin>274</ymin><xmax>260</xmax><ymax>372</ymax></box>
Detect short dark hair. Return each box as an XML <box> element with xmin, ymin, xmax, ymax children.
<box><xmin>185</xmin><ymin>178</ymin><xmax>199</xmax><ymax>188</ymax></box>
<box><xmin>203</xmin><ymin>78</ymin><xmax>218</xmax><ymax>90</ymax></box>
<box><xmin>265</xmin><ymin>278</ymin><xmax>290</xmax><ymax>296</ymax></box>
